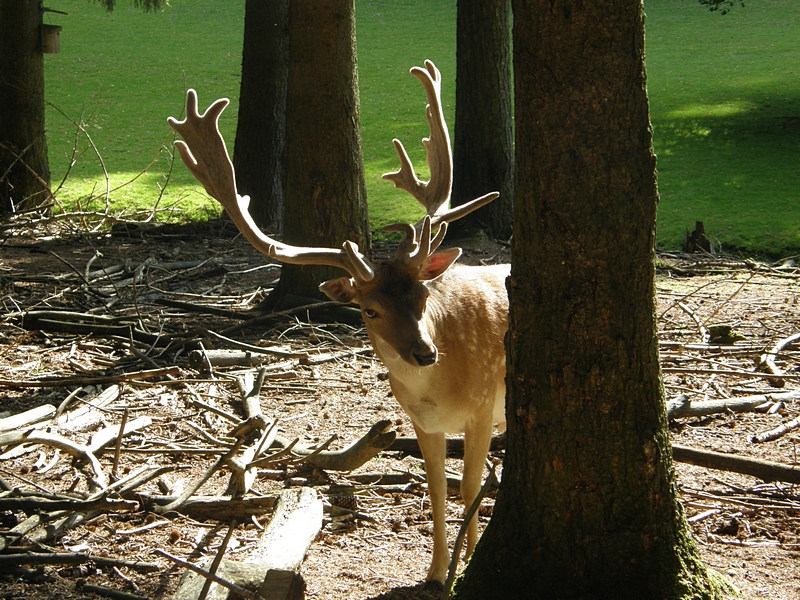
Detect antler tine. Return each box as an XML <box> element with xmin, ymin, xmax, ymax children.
<box><xmin>168</xmin><ymin>89</ymin><xmax>374</xmax><ymax>283</ymax></box>
<box><xmin>429</xmin><ymin>191</ymin><xmax>501</xmax><ymax>230</ymax></box>
<box><xmin>382</xmin><ymin>60</ymin><xmax>453</xmax><ymax>219</ymax></box>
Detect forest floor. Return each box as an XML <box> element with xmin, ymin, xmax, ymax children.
<box><xmin>1</xmin><ymin>219</ymin><xmax>799</xmax><ymax>599</ymax></box>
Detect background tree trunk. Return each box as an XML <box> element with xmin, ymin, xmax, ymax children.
<box><xmin>0</xmin><ymin>0</ymin><xmax>51</xmax><ymax>216</ymax></box>
<box><xmin>454</xmin><ymin>1</ymin><xmax>719</xmax><ymax>597</ymax></box>
<box><xmin>233</xmin><ymin>0</ymin><xmax>288</xmax><ymax>232</ymax></box>
<box><xmin>266</xmin><ymin>0</ymin><xmax>370</xmax><ymax>307</ymax></box>
<box><xmin>450</xmin><ymin>0</ymin><xmax>513</xmax><ymax>240</ymax></box>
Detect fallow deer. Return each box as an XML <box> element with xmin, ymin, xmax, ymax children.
<box><xmin>168</xmin><ymin>60</ymin><xmax>509</xmax><ymax>586</ymax></box>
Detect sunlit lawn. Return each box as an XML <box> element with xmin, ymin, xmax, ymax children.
<box><xmin>43</xmin><ymin>0</ymin><xmax>800</xmax><ymax>255</ymax></box>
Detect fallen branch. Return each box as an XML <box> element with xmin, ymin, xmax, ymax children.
<box><xmin>0</xmin><ymin>404</ymin><xmax>56</xmax><ymax>433</ymax></box>
<box><xmin>751</xmin><ymin>415</ymin><xmax>800</xmax><ymax>444</ymax></box>
<box><xmin>672</xmin><ymin>444</ymin><xmax>800</xmax><ymax>484</ymax></box>
<box><xmin>0</xmin><ymin>552</ymin><xmax>158</xmax><ymax>573</ymax></box>
<box><xmin>17</xmin><ymin>310</ymin><xmax>169</xmax><ymax>346</ymax></box>
<box><xmin>666</xmin><ymin>390</ymin><xmax>800</xmax><ymax>419</ymax></box>
<box><xmin>757</xmin><ymin>331</ymin><xmax>800</xmax><ymax>388</ymax></box>
<box><xmin>0</xmin><ymin>429</ymin><xmax>107</xmax><ymax>488</ymax></box>
<box><xmin>138</xmin><ymin>494</ymin><xmax>276</xmax><ymax>520</ymax></box>
<box><xmin>0</xmin><ymin>496</ymin><xmax>137</xmax><ymax>514</ymax></box>
<box><xmin>274</xmin><ymin>419</ymin><xmax>396</xmax><ymax>471</ymax></box>
<box><xmin>0</xmin><ymin>366</ymin><xmax>182</xmax><ymax>389</ymax></box>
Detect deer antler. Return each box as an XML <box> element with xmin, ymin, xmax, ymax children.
<box><xmin>382</xmin><ymin>60</ymin><xmax>453</xmax><ymax>217</ymax></box>
<box><xmin>167</xmin><ymin>89</ymin><xmax>375</xmax><ymax>283</ymax></box>
<box><xmin>381</xmin><ymin>61</ymin><xmax>500</xmax><ymax>265</ymax></box>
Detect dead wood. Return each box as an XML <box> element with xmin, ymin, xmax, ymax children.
<box><xmin>160</xmin><ymin>550</ymin><xmax>264</xmax><ymax>600</ymax></box>
<box><xmin>138</xmin><ymin>493</ymin><xmax>277</xmax><ymax>520</ymax></box>
<box><xmin>389</xmin><ymin>434</ymin><xmax>507</xmax><ymax>457</ymax></box>
<box><xmin>88</xmin><ymin>416</ymin><xmax>152</xmax><ymax>454</ymax></box>
<box><xmin>0</xmin><ymin>496</ymin><xmax>137</xmax><ymax>513</ymax></box>
<box><xmin>56</xmin><ymin>384</ymin><xmax>121</xmax><ymax>428</ymax></box>
<box><xmin>155</xmin><ymin>297</ymin><xmax>252</xmax><ymax>319</ymax></box>
<box><xmin>171</xmin><ymin>487</ymin><xmax>322</xmax><ymax>600</ymax></box>
<box><xmin>0</xmin><ymin>552</ymin><xmax>158</xmax><ymax>572</ymax></box>
<box><xmin>79</xmin><ymin>584</ymin><xmax>148</xmax><ymax>600</ymax></box>
<box><xmin>672</xmin><ymin>444</ymin><xmax>800</xmax><ymax>484</ymax></box>
<box><xmin>0</xmin><ymin>366</ymin><xmax>182</xmax><ymax>389</ymax></box>
<box><xmin>258</xmin><ymin>570</ymin><xmax>305</xmax><ymax>600</ymax></box>
<box><xmin>751</xmin><ymin>415</ymin><xmax>800</xmax><ymax>444</ymax></box>
<box><xmin>188</xmin><ymin>349</ymin><xmax>292</xmax><ymax>370</ymax></box>
<box><xmin>226</xmin><ymin>369</ymin><xmax>271</xmax><ymax>497</ymax></box>
<box><xmin>0</xmin><ymin>429</ymin><xmax>107</xmax><ymax>488</ymax></box>
<box><xmin>665</xmin><ymin>390</ymin><xmax>800</xmax><ymax>419</ymax></box>
<box><xmin>201</xmin><ymin>329</ymin><xmax>308</xmax><ymax>359</ymax></box>
<box><xmin>757</xmin><ymin>331</ymin><xmax>800</xmax><ymax>388</ymax></box>
<box><xmin>155</xmin><ymin>438</ymin><xmax>247</xmax><ymax>515</ymax></box>
<box><xmin>0</xmin><ymin>404</ymin><xmax>56</xmax><ymax>433</ymax></box>
<box><xmin>0</xmin><ymin>514</ymin><xmax>48</xmax><ymax>553</ymax></box>
<box><xmin>277</xmin><ymin>419</ymin><xmax>396</xmax><ymax>471</ymax></box>
<box><xmin>17</xmin><ymin>310</ymin><xmax>171</xmax><ymax>346</ymax></box>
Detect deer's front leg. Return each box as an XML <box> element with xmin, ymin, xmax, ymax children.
<box><xmin>414</xmin><ymin>424</ymin><xmax>448</xmax><ymax>586</ymax></box>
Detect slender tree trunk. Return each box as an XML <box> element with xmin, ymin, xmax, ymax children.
<box><xmin>266</xmin><ymin>0</ymin><xmax>370</xmax><ymax>307</ymax></box>
<box><xmin>233</xmin><ymin>0</ymin><xmax>288</xmax><ymax>232</ymax></box>
<box><xmin>0</xmin><ymin>0</ymin><xmax>51</xmax><ymax>216</ymax></box>
<box><xmin>454</xmin><ymin>1</ymin><xmax>723</xmax><ymax>598</ymax></box>
<box><xmin>450</xmin><ymin>0</ymin><xmax>513</xmax><ymax>240</ymax></box>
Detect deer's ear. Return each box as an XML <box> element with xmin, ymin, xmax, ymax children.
<box><xmin>419</xmin><ymin>248</ymin><xmax>462</xmax><ymax>281</ymax></box>
<box><xmin>320</xmin><ymin>277</ymin><xmax>358</xmax><ymax>303</ymax></box>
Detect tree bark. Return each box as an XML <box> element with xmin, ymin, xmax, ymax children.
<box><xmin>233</xmin><ymin>0</ymin><xmax>288</xmax><ymax>232</ymax></box>
<box><xmin>450</xmin><ymin>0</ymin><xmax>513</xmax><ymax>240</ymax></box>
<box><xmin>266</xmin><ymin>0</ymin><xmax>370</xmax><ymax>307</ymax></box>
<box><xmin>0</xmin><ymin>0</ymin><xmax>51</xmax><ymax>216</ymax></box>
<box><xmin>455</xmin><ymin>1</ymin><xmax>721</xmax><ymax>598</ymax></box>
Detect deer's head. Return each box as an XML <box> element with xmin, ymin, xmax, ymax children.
<box><xmin>167</xmin><ymin>60</ymin><xmax>498</xmax><ymax>368</ymax></box>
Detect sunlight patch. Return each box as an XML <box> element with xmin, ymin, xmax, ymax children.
<box><xmin>667</xmin><ymin>101</ymin><xmax>755</xmax><ymax>119</ymax></box>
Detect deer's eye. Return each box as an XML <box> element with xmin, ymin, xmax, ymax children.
<box><xmin>363</xmin><ymin>308</ymin><xmax>378</xmax><ymax>319</ymax></box>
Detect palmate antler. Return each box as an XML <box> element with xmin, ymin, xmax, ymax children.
<box><xmin>167</xmin><ymin>90</ymin><xmax>375</xmax><ymax>283</ymax></box>
<box><xmin>381</xmin><ymin>60</ymin><xmax>498</xmax><ymax>268</ymax></box>
<box><xmin>167</xmin><ymin>61</ymin><xmax>498</xmax><ymax>280</ymax></box>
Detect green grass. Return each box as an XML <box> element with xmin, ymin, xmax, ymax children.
<box><xmin>43</xmin><ymin>0</ymin><xmax>800</xmax><ymax>255</ymax></box>
<box><xmin>645</xmin><ymin>0</ymin><xmax>800</xmax><ymax>255</ymax></box>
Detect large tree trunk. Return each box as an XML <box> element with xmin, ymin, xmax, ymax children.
<box><xmin>455</xmin><ymin>1</ymin><xmax>721</xmax><ymax>598</ymax></box>
<box><xmin>449</xmin><ymin>0</ymin><xmax>513</xmax><ymax>240</ymax></box>
<box><xmin>0</xmin><ymin>0</ymin><xmax>51</xmax><ymax>216</ymax></box>
<box><xmin>266</xmin><ymin>0</ymin><xmax>370</xmax><ymax>308</ymax></box>
<box><xmin>233</xmin><ymin>0</ymin><xmax>288</xmax><ymax>232</ymax></box>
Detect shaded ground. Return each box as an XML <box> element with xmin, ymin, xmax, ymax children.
<box><xmin>1</xmin><ymin>220</ymin><xmax>799</xmax><ymax>599</ymax></box>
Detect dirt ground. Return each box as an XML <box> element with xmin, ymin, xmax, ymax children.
<box><xmin>1</xmin><ymin>219</ymin><xmax>799</xmax><ymax>599</ymax></box>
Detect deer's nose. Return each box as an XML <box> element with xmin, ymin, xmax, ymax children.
<box><xmin>412</xmin><ymin>346</ymin><xmax>437</xmax><ymax>367</ymax></box>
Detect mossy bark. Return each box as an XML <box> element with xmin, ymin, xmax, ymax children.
<box><xmin>454</xmin><ymin>1</ymin><xmax>723</xmax><ymax>598</ymax></box>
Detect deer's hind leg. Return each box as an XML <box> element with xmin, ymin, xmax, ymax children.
<box><xmin>461</xmin><ymin>409</ymin><xmax>494</xmax><ymax>559</ymax></box>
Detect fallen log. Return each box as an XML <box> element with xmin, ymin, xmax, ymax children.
<box><xmin>171</xmin><ymin>487</ymin><xmax>322</xmax><ymax>600</ymax></box>
<box><xmin>391</xmin><ymin>430</ymin><xmax>800</xmax><ymax>487</ymax></box>
<box><xmin>139</xmin><ymin>494</ymin><xmax>276</xmax><ymax>520</ymax></box>
<box><xmin>665</xmin><ymin>390</ymin><xmax>800</xmax><ymax>420</ymax></box>
<box><xmin>672</xmin><ymin>444</ymin><xmax>800</xmax><ymax>485</ymax></box>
